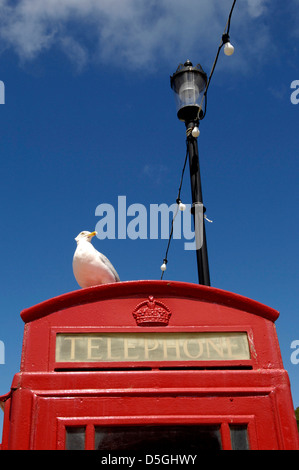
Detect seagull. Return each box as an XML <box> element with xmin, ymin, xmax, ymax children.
<box><xmin>73</xmin><ymin>230</ymin><xmax>120</xmax><ymax>288</ymax></box>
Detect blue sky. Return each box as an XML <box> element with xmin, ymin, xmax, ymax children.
<box><xmin>0</xmin><ymin>0</ymin><xmax>299</xmax><ymax>435</ymax></box>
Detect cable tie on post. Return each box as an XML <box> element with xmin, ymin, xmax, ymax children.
<box><xmin>204</xmin><ymin>214</ymin><xmax>213</xmax><ymax>223</ymax></box>
<box><xmin>186</xmin><ymin>126</ymin><xmax>193</xmax><ymax>137</ymax></box>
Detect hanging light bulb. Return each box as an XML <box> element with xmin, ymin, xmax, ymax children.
<box><xmin>176</xmin><ymin>198</ymin><xmax>186</xmax><ymax>211</ymax></box>
<box><xmin>224</xmin><ymin>41</ymin><xmax>234</xmax><ymax>56</ymax></box>
<box><xmin>191</xmin><ymin>126</ymin><xmax>200</xmax><ymax>138</ymax></box>
<box><xmin>160</xmin><ymin>262</ymin><xmax>167</xmax><ymax>272</ymax></box>
<box><xmin>222</xmin><ymin>33</ymin><xmax>234</xmax><ymax>56</ymax></box>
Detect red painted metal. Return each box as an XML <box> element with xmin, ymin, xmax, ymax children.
<box><xmin>1</xmin><ymin>280</ymin><xmax>298</xmax><ymax>450</ymax></box>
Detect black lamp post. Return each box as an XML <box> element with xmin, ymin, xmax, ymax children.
<box><xmin>170</xmin><ymin>60</ymin><xmax>210</xmax><ymax>286</ymax></box>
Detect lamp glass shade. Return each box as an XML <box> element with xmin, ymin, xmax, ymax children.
<box><xmin>170</xmin><ymin>61</ymin><xmax>207</xmax><ymax>122</ymax></box>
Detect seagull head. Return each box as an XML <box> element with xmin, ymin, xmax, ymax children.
<box><xmin>75</xmin><ymin>230</ymin><xmax>97</xmax><ymax>244</ymax></box>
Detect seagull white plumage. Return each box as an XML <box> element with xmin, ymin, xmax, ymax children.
<box><xmin>73</xmin><ymin>230</ymin><xmax>120</xmax><ymax>288</ymax></box>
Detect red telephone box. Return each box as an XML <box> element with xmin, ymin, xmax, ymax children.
<box><xmin>1</xmin><ymin>280</ymin><xmax>298</xmax><ymax>450</ymax></box>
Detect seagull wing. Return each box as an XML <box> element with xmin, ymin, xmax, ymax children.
<box><xmin>98</xmin><ymin>252</ymin><xmax>120</xmax><ymax>282</ymax></box>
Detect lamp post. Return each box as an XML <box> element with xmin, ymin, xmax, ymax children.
<box><xmin>170</xmin><ymin>60</ymin><xmax>210</xmax><ymax>286</ymax></box>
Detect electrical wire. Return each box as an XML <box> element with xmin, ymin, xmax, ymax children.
<box><xmin>227</xmin><ymin>0</ymin><xmax>237</xmax><ymax>34</ymax></box>
<box><xmin>198</xmin><ymin>0</ymin><xmax>237</xmax><ymax>120</ymax></box>
<box><xmin>160</xmin><ymin>144</ymin><xmax>189</xmax><ymax>280</ymax></box>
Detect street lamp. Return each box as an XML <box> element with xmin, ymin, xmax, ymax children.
<box><xmin>170</xmin><ymin>60</ymin><xmax>207</xmax><ymax>123</ymax></box>
<box><xmin>170</xmin><ymin>60</ymin><xmax>210</xmax><ymax>286</ymax></box>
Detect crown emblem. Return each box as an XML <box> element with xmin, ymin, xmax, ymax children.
<box><xmin>132</xmin><ymin>296</ymin><xmax>172</xmax><ymax>326</ymax></box>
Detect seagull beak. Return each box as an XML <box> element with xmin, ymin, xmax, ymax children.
<box><xmin>89</xmin><ymin>231</ymin><xmax>97</xmax><ymax>238</ymax></box>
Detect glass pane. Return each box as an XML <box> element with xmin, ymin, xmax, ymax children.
<box><xmin>95</xmin><ymin>425</ymin><xmax>222</xmax><ymax>451</ymax></box>
<box><xmin>230</xmin><ymin>425</ymin><xmax>249</xmax><ymax>450</ymax></box>
<box><xmin>55</xmin><ymin>332</ymin><xmax>250</xmax><ymax>363</ymax></box>
<box><xmin>65</xmin><ymin>426</ymin><xmax>86</xmax><ymax>450</ymax></box>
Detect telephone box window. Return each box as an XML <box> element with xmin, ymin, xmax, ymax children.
<box><xmin>65</xmin><ymin>426</ymin><xmax>86</xmax><ymax>450</ymax></box>
<box><xmin>94</xmin><ymin>425</ymin><xmax>222</xmax><ymax>451</ymax></box>
<box><xmin>230</xmin><ymin>425</ymin><xmax>249</xmax><ymax>450</ymax></box>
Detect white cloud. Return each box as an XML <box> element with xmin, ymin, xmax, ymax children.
<box><xmin>246</xmin><ymin>0</ymin><xmax>269</xmax><ymax>18</ymax></box>
<box><xmin>0</xmin><ymin>0</ymin><xmax>280</xmax><ymax>71</ymax></box>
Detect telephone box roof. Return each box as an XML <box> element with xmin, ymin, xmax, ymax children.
<box><xmin>20</xmin><ymin>280</ymin><xmax>279</xmax><ymax>324</ymax></box>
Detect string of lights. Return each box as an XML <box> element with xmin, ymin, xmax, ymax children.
<box><xmin>160</xmin><ymin>145</ymin><xmax>189</xmax><ymax>279</ymax></box>
<box><xmin>160</xmin><ymin>0</ymin><xmax>237</xmax><ymax>279</ymax></box>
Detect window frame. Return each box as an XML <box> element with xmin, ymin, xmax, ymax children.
<box><xmin>58</xmin><ymin>415</ymin><xmax>257</xmax><ymax>450</ymax></box>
